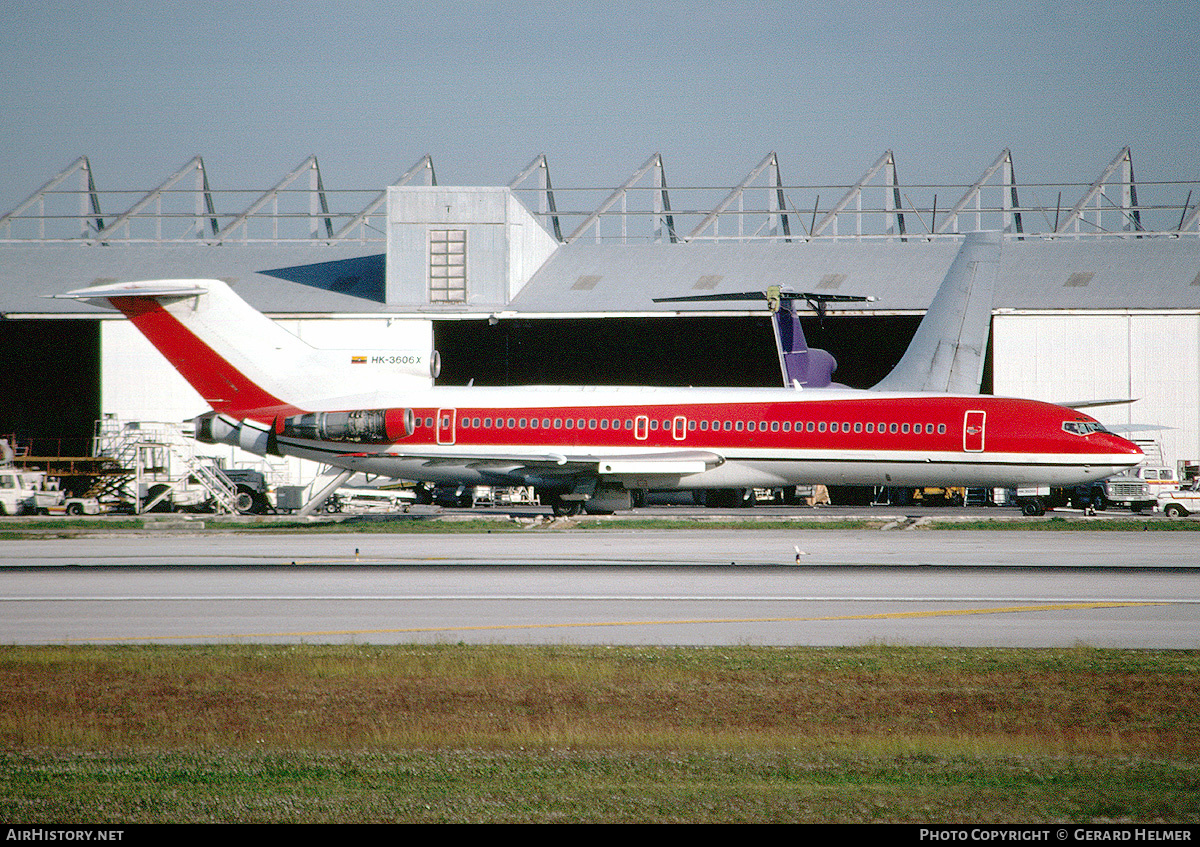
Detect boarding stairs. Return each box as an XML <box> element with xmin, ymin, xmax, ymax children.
<box><xmin>1134</xmin><ymin>440</ymin><xmax>1165</xmax><ymax>468</ymax></box>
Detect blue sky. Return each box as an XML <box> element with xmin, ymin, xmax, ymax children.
<box><xmin>2</xmin><ymin>0</ymin><xmax>1198</xmax><ymax>211</ymax></box>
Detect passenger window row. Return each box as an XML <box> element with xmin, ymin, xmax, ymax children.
<box><xmin>416</xmin><ymin>416</ymin><xmax>948</xmax><ymax>435</ymax></box>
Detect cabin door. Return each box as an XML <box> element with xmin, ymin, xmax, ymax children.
<box><xmin>437</xmin><ymin>408</ymin><xmax>457</xmax><ymax>445</ymax></box>
<box><xmin>963</xmin><ymin>410</ymin><xmax>985</xmax><ymax>452</ymax></box>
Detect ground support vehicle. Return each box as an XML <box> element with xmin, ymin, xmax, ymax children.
<box><xmin>1015</xmin><ymin>486</ymin><xmax>1055</xmax><ymax>516</ymax></box>
<box><xmin>0</xmin><ymin>468</ymin><xmax>38</xmax><ymax>515</ymax></box>
<box><xmin>1016</xmin><ymin>486</ymin><xmax>1090</xmax><ymax>516</ymax></box>
<box><xmin>1097</xmin><ymin>473</ymin><xmax>1155</xmax><ymax>513</ymax></box>
<box><xmin>494</xmin><ymin>486</ymin><xmax>539</xmax><ymax>506</ymax></box>
<box><xmin>221</xmin><ymin>468</ymin><xmax>272</xmax><ymax>514</ymax></box>
<box><xmin>1179</xmin><ymin>461</ymin><xmax>1199</xmax><ymax>487</ymax></box>
<box><xmin>428</xmin><ymin>484</ymin><xmax>493</xmax><ymax>508</ymax></box>
<box><xmin>1016</xmin><ymin>473</ymin><xmax>1154</xmax><ymax>515</ymax></box>
<box><xmin>913</xmin><ymin>486</ymin><xmax>966</xmax><ymax>506</ymax></box>
<box><xmin>45</xmin><ymin>497</ymin><xmax>104</xmax><ymax>516</ymax></box>
<box><xmin>1157</xmin><ymin>483</ymin><xmax>1200</xmax><ymax>518</ymax></box>
<box><xmin>21</xmin><ymin>471</ymin><xmax>103</xmax><ymax>515</ymax></box>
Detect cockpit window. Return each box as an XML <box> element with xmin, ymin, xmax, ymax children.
<box><xmin>1062</xmin><ymin>420</ymin><xmax>1109</xmax><ymax>436</ymax></box>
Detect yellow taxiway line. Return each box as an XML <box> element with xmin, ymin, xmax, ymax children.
<box><xmin>73</xmin><ymin>600</ymin><xmax>1168</xmax><ymax>642</ymax></box>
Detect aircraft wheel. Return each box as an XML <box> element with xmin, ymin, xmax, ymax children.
<box><xmin>550</xmin><ymin>496</ymin><xmax>583</xmax><ymax>517</ymax></box>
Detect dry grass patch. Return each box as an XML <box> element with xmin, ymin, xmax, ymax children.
<box><xmin>3</xmin><ymin>644</ymin><xmax>1198</xmax><ymax>822</ymax></box>
<box><xmin>1</xmin><ymin>644</ymin><xmax>1197</xmax><ymax>753</ymax></box>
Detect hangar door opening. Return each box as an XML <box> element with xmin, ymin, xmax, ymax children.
<box><xmin>0</xmin><ymin>319</ymin><xmax>100</xmax><ymax>454</ymax></box>
<box><xmin>433</xmin><ymin>314</ymin><xmax>940</xmax><ymax>391</ymax></box>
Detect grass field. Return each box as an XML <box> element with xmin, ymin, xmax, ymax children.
<box><xmin>2</xmin><ymin>643</ymin><xmax>1198</xmax><ymax>823</ymax></box>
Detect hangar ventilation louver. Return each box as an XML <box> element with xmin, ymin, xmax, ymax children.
<box><xmin>429</xmin><ymin>229</ymin><xmax>467</xmax><ymax>302</ymax></box>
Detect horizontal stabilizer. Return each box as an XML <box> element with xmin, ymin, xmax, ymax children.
<box><xmin>1056</xmin><ymin>398</ymin><xmax>1139</xmax><ymax>410</ymax></box>
<box><xmin>55</xmin><ymin>280</ymin><xmax>211</xmax><ymax>300</ymax></box>
<box><xmin>654</xmin><ymin>289</ymin><xmax>876</xmax><ymax>322</ymax></box>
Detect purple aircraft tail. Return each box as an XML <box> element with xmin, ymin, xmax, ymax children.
<box><xmin>654</xmin><ymin>287</ymin><xmax>871</xmax><ymax>387</ymax></box>
<box><xmin>771</xmin><ymin>298</ymin><xmax>838</xmax><ymax>388</ymax></box>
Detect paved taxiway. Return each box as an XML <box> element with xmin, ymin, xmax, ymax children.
<box><xmin>1</xmin><ymin>528</ymin><xmax>1197</xmax><ymax>647</ymax></box>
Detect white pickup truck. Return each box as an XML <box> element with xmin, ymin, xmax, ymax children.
<box><xmin>1157</xmin><ymin>482</ymin><xmax>1200</xmax><ymax>518</ymax></box>
<box><xmin>0</xmin><ymin>468</ymin><xmax>101</xmax><ymax>516</ymax></box>
<box><xmin>0</xmin><ymin>468</ymin><xmax>38</xmax><ymax>515</ymax></box>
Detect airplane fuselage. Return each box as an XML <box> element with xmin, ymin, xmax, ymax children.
<box><xmin>232</xmin><ymin>385</ymin><xmax>1142</xmax><ymax>493</ymax></box>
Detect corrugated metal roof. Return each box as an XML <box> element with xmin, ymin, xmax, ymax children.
<box><xmin>4</xmin><ymin>235</ymin><xmax>1200</xmax><ymax>318</ymax></box>
<box><xmin>509</xmin><ymin>238</ymin><xmax>1200</xmax><ymax>314</ymax></box>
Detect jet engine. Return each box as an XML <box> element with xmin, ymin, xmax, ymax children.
<box><xmin>281</xmin><ymin>408</ymin><xmax>415</xmax><ymax>443</ymax></box>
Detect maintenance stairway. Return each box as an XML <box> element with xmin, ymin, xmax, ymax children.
<box><xmin>93</xmin><ymin>419</ymin><xmax>241</xmax><ymax>513</ymax></box>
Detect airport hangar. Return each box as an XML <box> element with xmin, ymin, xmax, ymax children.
<box><xmin>2</xmin><ymin>148</ymin><xmax>1199</xmax><ymax>491</ymax></box>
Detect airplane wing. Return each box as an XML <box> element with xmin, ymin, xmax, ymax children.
<box><xmin>334</xmin><ymin>448</ymin><xmax>725</xmax><ymax>477</ymax></box>
<box><xmin>872</xmin><ymin>231</ymin><xmax>1000</xmax><ymax>394</ymax></box>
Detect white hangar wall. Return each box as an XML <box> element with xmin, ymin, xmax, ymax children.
<box><xmin>992</xmin><ymin>312</ymin><xmax>1200</xmax><ymax>472</ymax></box>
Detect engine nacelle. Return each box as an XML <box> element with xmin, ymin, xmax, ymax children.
<box><xmin>193</xmin><ymin>412</ymin><xmax>239</xmax><ymax>446</ymax></box>
<box><xmin>238</xmin><ymin>422</ymin><xmax>271</xmax><ymax>455</ymax></box>
<box><xmin>281</xmin><ymin>408</ymin><xmax>415</xmax><ymax>443</ymax></box>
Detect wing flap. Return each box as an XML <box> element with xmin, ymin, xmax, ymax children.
<box><xmin>336</xmin><ymin>447</ymin><xmax>724</xmax><ymax>476</ymax></box>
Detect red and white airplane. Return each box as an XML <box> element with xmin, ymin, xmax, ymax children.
<box><xmin>59</xmin><ymin>232</ymin><xmax>1142</xmax><ymax>514</ymax></box>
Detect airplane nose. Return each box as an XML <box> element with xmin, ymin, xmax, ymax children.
<box><xmin>1103</xmin><ymin>434</ymin><xmax>1144</xmax><ymax>468</ymax></box>
<box><xmin>1114</xmin><ymin>434</ymin><xmax>1144</xmax><ymax>456</ymax></box>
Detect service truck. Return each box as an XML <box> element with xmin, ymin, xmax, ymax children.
<box><xmin>1157</xmin><ymin>481</ymin><xmax>1200</xmax><ymax>518</ymax></box>
<box><xmin>0</xmin><ymin>468</ymin><xmax>38</xmax><ymax>515</ymax></box>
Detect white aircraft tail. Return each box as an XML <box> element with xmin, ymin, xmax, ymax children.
<box><xmin>57</xmin><ymin>279</ymin><xmax>437</xmax><ymax>415</ymax></box>
<box><xmin>873</xmin><ymin>231</ymin><xmax>1000</xmax><ymax>394</ymax></box>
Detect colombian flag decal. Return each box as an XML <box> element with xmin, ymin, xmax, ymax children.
<box><xmin>351</xmin><ymin>355</ymin><xmax>367</xmax><ymax>364</ymax></box>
